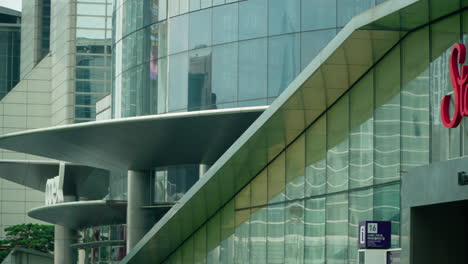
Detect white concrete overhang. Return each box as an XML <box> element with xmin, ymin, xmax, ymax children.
<box><xmin>0</xmin><ymin>107</ymin><xmax>267</xmax><ymax>171</ymax></box>
<box><xmin>0</xmin><ymin>160</ymin><xmax>109</xmax><ymax>199</ymax></box>
<box><xmin>117</xmin><ymin>0</ymin><xmax>468</xmax><ymax>263</ymax></box>
<box><xmin>28</xmin><ymin>200</ymin><xmax>127</xmax><ymax>229</ymax></box>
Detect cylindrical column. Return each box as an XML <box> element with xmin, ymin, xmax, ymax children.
<box><xmin>127</xmin><ymin>170</ymin><xmax>152</xmax><ymax>252</ymax></box>
<box><xmin>54</xmin><ymin>225</ymin><xmax>76</xmax><ymax>264</ymax></box>
<box><xmin>199</xmin><ymin>164</ymin><xmax>211</xmax><ymax>178</ymax></box>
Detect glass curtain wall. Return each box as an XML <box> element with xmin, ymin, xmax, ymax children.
<box><xmin>82</xmin><ymin>224</ymin><xmax>126</xmax><ymax>264</ymax></box>
<box><xmin>75</xmin><ymin>0</ymin><xmax>113</xmax><ymax>122</ymax></box>
<box><xmin>112</xmin><ymin>0</ymin><xmax>387</xmax><ymax>118</ymax></box>
<box><xmin>161</xmin><ymin>10</ymin><xmax>468</xmax><ymax>264</ymax></box>
<box><xmin>0</xmin><ymin>25</ymin><xmax>20</xmax><ymax>100</ymax></box>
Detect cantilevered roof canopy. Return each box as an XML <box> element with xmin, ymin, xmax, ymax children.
<box><xmin>28</xmin><ymin>200</ymin><xmax>127</xmax><ymax>229</ymax></box>
<box><xmin>117</xmin><ymin>0</ymin><xmax>467</xmax><ymax>263</ymax></box>
<box><xmin>0</xmin><ymin>160</ymin><xmax>109</xmax><ymax>199</ymax></box>
<box><xmin>0</xmin><ymin>160</ymin><xmax>58</xmax><ymax>191</ymax></box>
<box><xmin>0</xmin><ymin>107</ymin><xmax>267</xmax><ymax>171</ymax></box>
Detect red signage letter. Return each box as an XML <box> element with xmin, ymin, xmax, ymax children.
<box><xmin>441</xmin><ymin>43</ymin><xmax>468</xmax><ymax>128</ymax></box>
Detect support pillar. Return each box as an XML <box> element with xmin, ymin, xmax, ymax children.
<box><xmin>199</xmin><ymin>164</ymin><xmax>211</xmax><ymax>178</ymax></box>
<box><xmin>54</xmin><ymin>225</ymin><xmax>76</xmax><ymax>264</ymax></box>
<box><xmin>127</xmin><ymin>170</ymin><xmax>152</xmax><ymax>252</ymax></box>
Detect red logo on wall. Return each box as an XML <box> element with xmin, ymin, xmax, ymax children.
<box><xmin>441</xmin><ymin>43</ymin><xmax>468</xmax><ymax>128</ymax></box>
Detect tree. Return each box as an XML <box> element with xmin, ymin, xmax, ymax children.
<box><xmin>0</xmin><ymin>224</ymin><xmax>54</xmax><ymax>262</ymax></box>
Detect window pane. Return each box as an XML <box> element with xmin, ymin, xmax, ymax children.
<box><xmin>306</xmin><ymin>115</ymin><xmax>326</xmax><ymax>196</ymax></box>
<box><xmin>213</xmin><ymin>3</ymin><xmax>238</xmax><ymax>45</ymax></box>
<box><xmin>301</xmin><ymin>0</ymin><xmax>336</xmax><ymax>31</ymax></box>
<box><xmin>251</xmin><ymin>170</ymin><xmax>267</xmax><ymax>207</ymax></box>
<box><xmin>239</xmin><ymin>0</ymin><xmax>267</xmax><ymax>40</ymax></box>
<box><xmin>374</xmin><ymin>184</ymin><xmax>400</xmax><ymax>248</ymax></box>
<box><xmin>189</xmin><ymin>9</ymin><xmax>212</xmax><ymax>50</ymax></box>
<box><xmin>220</xmin><ymin>200</ymin><xmax>235</xmax><ymax>264</ymax></box>
<box><xmin>250</xmin><ymin>207</ymin><xmax>267</xmax><ymax>263</ymax></box>
<box><xmin>268</xmin><ymin>0</ymin><xmax>300</xmax><ymax>35</ymax></box>
<box><xmin>327</xmin><ymin>95</ymin><xmax>349</xmax><ymax>193</ymax></box>
<box><xmin>304</xmin><ymin>198</ymin><xmax>325</xmax><ymax>264</ymax></box>
<box><xmin>348</xmin><ymin>189</ymin><xmax>373</xmax><ymax>263</ymax></box>
<box><xmin>350</xmin><ymin>72</ymin><xmax>374</xmax><ymax>188</ymax></box>
<box><xmin>194</xmin><ymin>226</ymin><xmax>207</xmax><ymax>263</ymax></box>
<box><xmin>168</xmin><ymin>52</ymin><xmax>189</xmax><ymax>112</ymax></box>
<box><xmin>430</xmin><ymin>15</ymin><xmax>461</xmax><ymax>162</ymax></box>
<box><xmin>267</xmin><ymin>203</ymin><xmax>284</xmax><ymax>264</ymax></box>
<box><xmin>182</xmin><ymin>237</ymin><xmax>194</xmax><ymax>263</ymax></box>
<box><xmin>285</xmin><ymin>201</ymin><xmax>304</xmax><ymax>264</ymax></box>
<box><xmin>375</xmin><ymin>47</ymin><xmax>401</xmax><ymax>184</ymax></box>
<box><xmin>188</xmin><ymin>48</ymin><xmax>213</xmax><ymax>111</ymax></box>
<box><xmin>268</xmin><ymin>33</ymin><xmax>300</xmax><ymax>98</ymax></box>
<box><xmin>212</xmin><ymin>43</ymin><xmax>238</xmax><ymax>107</ymax></box>
<box><xmin>300</xmin><ymin>29</ymin><xmax>336</xmax><ymax>70</ymax></box>
<box><xmin>286</xmin><ymin>134</ymin><xmax>305</xmax><ymax>200</ymax></box>
<box><xmin>169</xmin><ymin>14</ymin><xmax>188</xmax><ymax>54</ymax></box>
<box><xmin>337</xmin><ymin>0</ymin><xmax>374</xmax><ymax>27</ymax></box>
<box><xmin>239</xmin><ymin>38</ymin><xmax>267</xmax><ymax>106</ymax></box>
<box><xmin>234</xmin><ymin>209</ymin><xmax>250</xmax><ymax>263</ymax></box>
<box><xmin>326</xmin><ymin>193</ymin><xmax>348</xmax><ymax>264</ymax></box>
<box><xmin>207</xmin><ymin>213</ymin><xmax>221</xmax><ymax>264</ymax></box>
<box><xmin>401</xmin><ymin>28</ymin><xmax>430</xmax><ymax>170</ymax></box>
<box><xmin>268</xmin><ymin>153</ymin><xmax>286</xmax><ymax>203</ymax></box>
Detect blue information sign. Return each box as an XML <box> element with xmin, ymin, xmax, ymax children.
<box><xmin>358</xmin><ymin>221</ymin><xmax>391</xmax><ymax>249</ymax></box>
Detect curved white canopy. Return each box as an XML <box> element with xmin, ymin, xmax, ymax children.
<box><xmin>0</xmin><ymin>107</ymin><xmax>267</xmax><ymax>171</ymax></box>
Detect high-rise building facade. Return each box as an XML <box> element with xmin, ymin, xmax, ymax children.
<box><xmin>3</xmin><ymin>0</ymin><xmax>468</xmax><ymax>264</ymax></box>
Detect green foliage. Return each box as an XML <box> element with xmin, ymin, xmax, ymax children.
<box><xmin>0</xmin><ymin>224</ymin><xmax>54</xmax><ymax>262</ymax></box>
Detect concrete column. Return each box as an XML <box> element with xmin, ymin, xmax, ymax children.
<box><xmin>127</xmin><ymin>170</ymin><xmax>153</xmax><ymax>252</ymax></box>
<box><xmin>54</xmin><ymin>225</ymin><xmax>76</xmax><ymax>264</ymax></box>
<box><xmin>199</xmin><ymin>164</ymin><xmax>211</xmax><ymax>178</ymax></box>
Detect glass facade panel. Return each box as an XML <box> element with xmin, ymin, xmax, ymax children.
<box><xmin>430</xmin><ymin>15</ymin><xmax>461</xmax><ymax>162</ymax></box>
<box><xmin>220</xmin><ymin>200</ymin><xmax>235</xmax><ymax>264</ymax></box>
<box><xmin>239</xmin><ymin>38</ymin><xmax>267</xmax><ymax>106</ymax></box>
<box><xmin>250</xmin><ymin>207</ymin><xmax>267</xmax><ymax>263</ymax></box>
<box><xmin>238</xmin><ymin>0</ymin><xmax>267</xmax><ymax>40</ymax></box>
<box><xmin>337</xmin><ymin>0</ymin><xmax>374</xmax><ymax>27</ymax></box>
<box><xmin>168</xmin><ymin>52</ymin><xmax>189</xmax><ymax>112</ymax></box>
<box><xmin>212</xmin><ymin>43</ymin><xmax>238</xmax><ymax>108</ymax></box>
<box><xmin>169</xmin><ymin>14</ymin><xmax>189</xmax><ymax>54</ymax></box>
<box><xmin>285</xmin><ymin>201</ymin><xmax>304</xmax><ymax>264</ymax></box>
<box><xmin>268</xmin><ymin>153</ymin><xmax>286</xmax><ymax>203</ymax></box>
<box><xmin>268</xmin><ymin>0</ymin><xmax>300</xmax><ymax>36</ymax></box>
<box><xmin>349</xmin><ymin>72</ymin><xmax>373</xmax><ymax>188</ymax></box>
<box><xmin>348</xmin><ymin>189</ymin><xmax>373</xmax><ymax>263</ymax></box>
<box><xmin>304</xmin><ymin>198</ymin><xmax>326</xmax><ymax>264</ymax></box>
<box><xmin>194</xmin><ymin>226</ymin><xmax>207</xmax><ymax>264</ymax></box>
<box><xmin>401</xmin><ymin>28</ymin><xmax>430</xmax><ymax>170</ymax></box>
<box><xmin>162</xmin><ymin>11</ymin><xmax>468</xmax><ymax>264</ymax></box>
<box><xmin>188</xmin><ymin>48</ymin><xmax>213</xmax><ymax>111</ymax></box>
<box><xmin>374</xmin><ymin>47</ymin><xmax>401</xmax><ymax>184</ymax></box>
<box><xmin>267</xmin><ymin>203</ymin><xmax>284</xmax><ymax>264</ymax></box>
<box><xmin>285</xmin><ymin>135</ymin><xmax>305</xmax><ymax>200</ymax></box>
<box><xmin>152</xmin><ymin>165</ymin><xmax>199</xmax><ymax>204</ymax></box>
<box><xmin>189</xmin><ymin>9</ymin><xmax>212</xmax><ymax>50</ymax></box>
<box><xmin>306</xmin><ymin>116</ymin><xmax>326</xmax><ymax>197</ymax></box>
<box><xmin>268</xmin><ymin>34</ymin><xmax>300</xmax><ymax>98</ymax></box>
<box><xmin>301</xmin><ymin>0</ymin><xmax>337</xmax><ymax>31</ymax></box>
<box><xmin>326</xmin><ymin>193</ymin><xmax>348</xmax><ymax>264</ymax></box>
<box><xmin>212</xmin><ymin>3</ymin><xmax>238</xmax><ymax>45</ymax></box>
<box><xmin>327</xmin><ymin>96</ymin><xmax>349</xmax><ymax>193</ymax></box>
<box><xmin>300</xmin><ymin>29</ymin><xmax>336</xmax><ymax>70</ymax></box>
<box><xmin>207</xmin><ymin>213</ymin><xmax>221</xmax><ymax>264</ymax></box>
<box><xmin>374</xmin><ymin>184</ymin><xmax>400</xmax><ymax>248</ymax></box>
